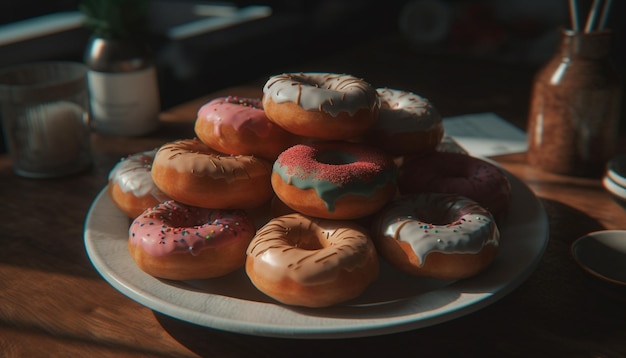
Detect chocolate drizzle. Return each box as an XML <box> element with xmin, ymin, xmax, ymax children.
<box><xmin>246</xmin><ymin>213</ymin><xmax>377</xmax><ymax>285</ymax></box>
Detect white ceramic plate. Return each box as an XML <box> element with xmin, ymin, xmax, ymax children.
<box><xmin>603</xmin><ymin>175</ymin><xmax>626</xmax><ymax>201</ymax></box>
<box><xmin>607</xmin><ymin>154</ymin><xmax>626</xmax><ymax>188</ymax></box>
<box><xmin>84</xmin><ymin>173</ymin><xmax>548</xmax><ymax>339</ymax></box>
<box><xmin>571</xmin><ymin>230</ymin><xmax>626</xmax><ymax>286</ymax></box>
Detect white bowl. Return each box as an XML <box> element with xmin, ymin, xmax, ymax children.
<box><xmin>571</xmin><ymin>230</ymin><xmax>626</xmax><ymax>285</ymax></box>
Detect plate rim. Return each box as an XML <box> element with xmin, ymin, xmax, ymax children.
<box><xmin>84</xmin><ymin>172</ymin><xmax>549</xmax><ymax>339</ymax></box>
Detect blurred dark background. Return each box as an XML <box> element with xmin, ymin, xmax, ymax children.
<box><xmin>0</xmin><ymin>0</ymin><xmax>624</xmax><ymax>110</ymax></box>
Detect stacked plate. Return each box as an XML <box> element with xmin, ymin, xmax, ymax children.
<box><xmin>570</xmin><ymin>154</ymin><xmax>626</xmax><ymax>286</ymax></box>
<box><xmin>603</xmin><ymin>154</ymin><xmax>626</xmax><ymax>206</ymax></box>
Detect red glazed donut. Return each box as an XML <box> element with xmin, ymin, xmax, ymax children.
<box><xmin>364</xmin><ymin>88</ymin><xmax>444</xmax><ymax>156</ymax></box>
<box><xmin>271</xmin><ymin>142</ymin><xmax>397</xmax><ymax>219</ymax></box>
<box><xmin>398</xmin><ymin>151</ymin><xmax>512</xmax><ymax>221</ymax></box>
<box><xmin>372</xmin><ymin>193</ymin><xmax>500</xmax><ymax>280</ymax></box>
<box><xmin>108</xmin><ymin>149</ymin><xmax>169</xmax><ymax>218</ymax></box>
<box><xmin>129</xmin><ymin>200</ymin><xmax>256</xmax><ymax>280</ymax></box>
<box><xmin>246</xmin><ymin>213</ymin><xmax>379</xmax><ymax>307</ymax></box>
<box><xmin>262</xmin><ymin>72</ymin><xmax>380</xmax><ymax>140</ymax></box>
<box><xmin>195</xmin><ymin>96</ymin><xmax>298</xmax><ymax>160</ymax></box>
<box><xmin>151</xmin><ymin>139</ymin><xmax>273</xmax><ymax>209</ymax></box>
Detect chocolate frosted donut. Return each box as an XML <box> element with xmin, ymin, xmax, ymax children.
<box><xmin>246</xmin><ymin>213</ymin><xmax>379</xmax><ymax>307</ymax></box>
<box><xmin>399</xmin><ymin>151</ymin><xmax>512</xmax><ymax>221</ymax></box>
<box><xmin>151</xmin><ymin>139</ymin><xmax>273</xmax><ymax>209</ymax></box>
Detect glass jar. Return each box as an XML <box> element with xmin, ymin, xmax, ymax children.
<box><xmin>84</xmin><ymin>36</ymin><xmax>161</xmax><ymax>136</ymax></box>
<box><xmin>526</xmin><ymin>29</ymin><xmax>622</xmax><ymax>177</ymax></box>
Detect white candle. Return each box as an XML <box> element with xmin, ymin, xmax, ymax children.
<box><xmin>25</xmin><ymin>101</ymin><xmax>87</xmax><ymax>168</ymax></box>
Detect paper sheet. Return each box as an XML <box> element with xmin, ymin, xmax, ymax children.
<box><xmin>442</xmin><ymin>112</ymin><xmax>527</xmax><ymax>157</ymax></box>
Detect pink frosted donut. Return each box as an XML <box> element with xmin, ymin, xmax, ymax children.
<box><xmin>398</xmin><ymin>152</ymin><xmax>511</xmax><ymax>221</ymax></box>
<box><xmin>128</xmin><ymin>200</ymin><xmax>256</xmax><ymax>280</ymax></box>
<box><xmin>271</xmin><ymin>142</ymin><xmax>397</xmax><ymax>219</ymax></box>
<box><xmin>195</xmin><ymin>96</ymin><xmax>298</xmax><ymax>160</ymax></box>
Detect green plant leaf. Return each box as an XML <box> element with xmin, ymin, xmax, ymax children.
<box><xmin>79</xmin><ymin>0</ymin><xmax>148</xmax><ymax>39</ymax></box>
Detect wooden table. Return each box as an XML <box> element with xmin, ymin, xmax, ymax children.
<box><xmin>2</xmin><ymin>34</ymin><xmax>626</xmax><ymax>357</ymax></box>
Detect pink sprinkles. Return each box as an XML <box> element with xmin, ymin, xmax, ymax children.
<box><xmin>277</xmin><ymin>143</ymin><xmax>392</xmax><ymax>184</ymax></box>
<box><xmin>129</xmin><ymin>200</ymin><xmax>254</xmax><ymax>257</ymax></box>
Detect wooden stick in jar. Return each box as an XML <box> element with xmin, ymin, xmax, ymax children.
<box><xmin>569</xmin><ymin>0</ymin><xmax>581</xmax><ymax>32</ymax></box>
<box><xmin>584</xmin><ymin>0</ymin><xmax>603</xmax><ymax>33</ymax></box>
<box><xmin>597</xmin><ymin>0</ymin><xmax>613</xmax><ymax>30</ymax></box>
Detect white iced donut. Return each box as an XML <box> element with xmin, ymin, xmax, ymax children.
<box><xmin>262</xmin><ymin>72</ymin><xmax>380</xmax><ymax>140</ymax></box>
<box><xmin>372</xmin><ymin>193</ymin><xmax>500</xmax><ymax>280</ymax></box>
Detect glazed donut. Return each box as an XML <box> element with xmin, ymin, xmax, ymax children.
<box><xmin>398</xmin><ymin>151</ymin><xmax>512</xmax><ymax>221</ymax></box>
<box><xmin>262</xmin><ymin>72</ymin><xmax>380</xmax><ymax>140</ymax></box>
<box><xmin>246</xmin><ymin>213</ymin><xmax>379</xmax><ymax>307</ymax></box>
<box><xmin>129</xmin><ymin>200</ymin><xmax>255</xmax><ymax>280</ymax></box>
<box><xmin>195</xmin><ymin>96</ymin><xmax>298</xmax><ymax>160</ymax></box>
<box><xmin>364</xmin><ymin>88</ymin><xmax>444</xmax><ymax>156</ymax></box>
<box><xmin>108</xmin><ymin>149</ymin><xmax>169</xmax><ymax>218</ymax></box>
<box><xmin>151</xmin><ymin>138</ymin><xmax>273</xmax><ymax>209</ymax></box>
<box><xmin>373</xmin><ymin>193</ymin><xmax>500</xmax><ymax>280</ymax></box>
<box><xmin>271</xmin><ymin>142</ymin><xmax>397</xmax><ymax>219</ymax></box>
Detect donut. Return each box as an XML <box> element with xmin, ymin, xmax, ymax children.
<box><xmin>108</xmin><ymin>149</ymin><xmax>169</xmax><ymax>218</ymax></box>
<box><xmin>195</xmin><ymin>96</ymin><xmax>298</xmax><ymax>160</ymax></box>
<box><xmin>372</xmin><ymin>193</ymin><xmax>500</xmax><ymax>280</ymax></box>
<box><xmin>151</xmin><ymin>138</ymin><xmax>273</xmax><ymax>209</ymax></box>
<box><xmin>129</xmin><ymin>200</ymin><xmax>255</xmax><ymax>280</ymax></box>
<box><xmin>398</xmin><ymin>151</ymin><xmax>512</xmax><ymax>221</ymax></box>
<box><xmin>245</xmin><ymin>213</ymin><xmax>379</xmax><ymax>307</ymax></box>
<box><xmin>262</xmin><ymin>72</ymin><xmax>380</xmax><ymax>140</ymax></box>
<box><xmin>271</xmin><ymin>142</ymin><xmax>397</xmax><ymax>219</ymax></box>
<box><xmin>364</xmin><ymin>88</ymin><xmax>444</xmax><ymax>156</ymax></box>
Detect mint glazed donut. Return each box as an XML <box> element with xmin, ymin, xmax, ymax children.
<box><xmin>271</xmin><ymin>142</ymin><xmax>397</xmax><ymax>219</ymax></box>
<box><xmin>262</xmin><ymin>72</ymin><xmax>380</xmax><ymax>140</ymax></box>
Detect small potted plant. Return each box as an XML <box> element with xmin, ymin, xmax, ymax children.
<box><xmin>81</xmin><ymin>0</ymin><xmax>161</xmax><ymax>136</ymax></box>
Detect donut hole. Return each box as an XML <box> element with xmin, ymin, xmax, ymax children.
<box><xmin>287</xmin><ymin>231</ymin><xmax>325</xmax><ymax>250</ymax></box>
<box><xmin>411</xmin><ymin>208</ymin><xmax>452</xmax><ymax>226</ymax></box>
<box><xmin>293</xmin><ymin>75</ymin><xmax>320</xmax><ymax>88</ymax></box>
<box><xmin>225</xmin><ymin>96</ymin><xmax>262</xmax><ymax>109</ymax></box>
<box><xmin>407</xmin><ymin>193</ymin><xmax>485</xmax><ymax>226</ymax></box>
<box><xmin>167</xmin><ymin>214</ymin><xmax>208</xmax><ymax>228</ymax></box>
<box><xmin>380</xmin><ymin>102</ymin><xmax>394</xmax><ymax>110</ymax></box>
<box><xmin>158</xmin><ymin>203</ymin><xmax>212</xmax><ymax>227</ymax></box>
<box><xmin>315</xmin><ymin>150</ymin><xmax>357</xmax><ymax>166</ymax></box>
